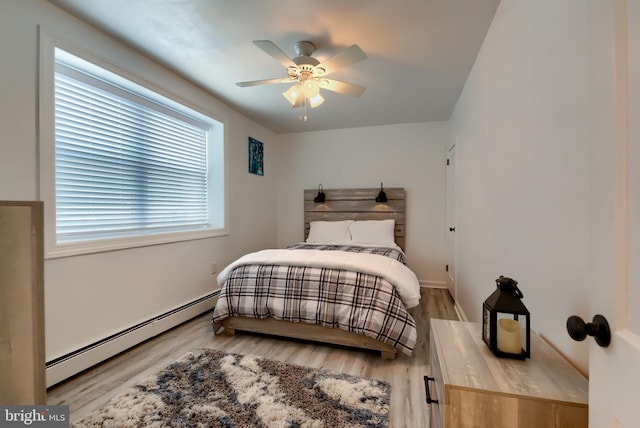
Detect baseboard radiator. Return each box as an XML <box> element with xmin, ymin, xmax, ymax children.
<box><xmin>46</xmin><ymin>292</ymin><xmax>218</xmax><ymax>388</ymax></box>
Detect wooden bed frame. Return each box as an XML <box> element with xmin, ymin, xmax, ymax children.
<box><xmin>222</xmin><ymin>187</ymin><xmax>407</xmax><ymax>359</ymax></box>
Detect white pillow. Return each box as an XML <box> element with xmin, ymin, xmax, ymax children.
<box><xmin>306</xmin><ymin>220</ymin><xmax>354</xmax><ymax>244</ymax></box>
<box><xmin>349</xmin><ymin>219</ymin><xmax>396</xmax><ymax>246</ymax></box>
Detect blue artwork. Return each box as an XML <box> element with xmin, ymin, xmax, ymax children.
<box><xmin>248</xmin><ymin>137</ymin><xmax>264</xmax><ymax>176</ymax></box>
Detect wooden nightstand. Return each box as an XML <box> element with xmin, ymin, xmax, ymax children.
<box><xmin>427</xmin><ymin>319</ymin><xmax>588</xmax><ymax>428</ymax></box>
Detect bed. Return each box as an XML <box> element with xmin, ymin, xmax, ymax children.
<box><xmin>211</xmin><ymin>188</ymin><xmax>419</xmax><ymax>359</ymax></box>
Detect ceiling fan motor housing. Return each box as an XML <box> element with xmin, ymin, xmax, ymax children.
<box><xmin>294</xmin><ymin>41</ymin><xmax>316</xmax><ymax>57</ymax></box>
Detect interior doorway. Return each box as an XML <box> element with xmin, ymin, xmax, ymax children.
<box><xmin>445</xmin><ymin>144</ymin><xmax>456</xmax><ymax>302</ymax></box>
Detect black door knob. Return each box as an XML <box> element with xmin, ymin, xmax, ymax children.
<box><xmin>566</xmin><ymin>314</ymin><xmax>611</xmax><ymax>347</ymax></box>
<box><xmin>449</xmin><ymin>227</ymin><xmax>455</xmax><ymax>232</ymax></box>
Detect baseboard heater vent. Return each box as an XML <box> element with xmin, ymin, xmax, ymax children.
<box><xmin>46</xmin><ymin>291</ymin><xmax>218</xmax><ymax>388</ymax></box>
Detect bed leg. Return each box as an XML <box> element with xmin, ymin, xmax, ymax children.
<box><xmin>219</xmin><ymin>318</ymin><xmax>236</xmax><ymax>335</ymax></box>
<box><xmin>221</xmin><ymin>320</ymin><xmax>235</xmax><ymax>335</ymax></box>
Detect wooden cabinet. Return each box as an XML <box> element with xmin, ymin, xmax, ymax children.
<box><xmin>0</xmin><ymin>201</ymin><xmax>46</xmax><ymax>404</ymax></box>
<box><xmin>427</xmin><ymin>319</ymin><xmax>588</xmax><ymax>428</ymax></box>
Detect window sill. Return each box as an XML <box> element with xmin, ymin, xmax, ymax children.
<box><xmin>45</xmin><ymin>228</ymin><xmax>228</xmax><ymax>259</ymax></box>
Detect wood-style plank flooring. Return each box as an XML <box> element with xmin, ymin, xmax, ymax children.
<box><xmin>47</xmin><ymin>288</ymin><xmax>458</xmax><ymax>427</ymax></box>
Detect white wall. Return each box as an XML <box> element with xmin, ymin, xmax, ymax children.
<box><xmin>0</xmin><ymin>0</ymin><xmax>278</xmax><ymax>363</ymax></box>
<box><xmin>449</xmin><ymin>0</ymin><xmax>612</xmax><ymax>374</ymax></box>
<box><xmin>276</xmin><ymin>122</ymin><xmax>452</xmax><ymax>285</ymax></box>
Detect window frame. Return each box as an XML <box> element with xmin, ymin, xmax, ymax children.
<box><xmin>38</xmin><ymin>28</ymin><xmax>227</xmax><ymax>259</ymax></box>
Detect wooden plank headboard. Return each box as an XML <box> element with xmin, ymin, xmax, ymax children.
<box><xmin>303</xmin><ymin>187</ymin><xmax>406</xmax><ymax>250</ymax></box>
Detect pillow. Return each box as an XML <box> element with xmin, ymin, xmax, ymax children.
<box><xmin>306</xmin><ymin>220</ymin><xmax>354</xmax><ymax>244</ymax></box>
<box><xmin>349</xmin><ymin>219</ymin><xmax>396</xmax><ymax>247</ymax></box>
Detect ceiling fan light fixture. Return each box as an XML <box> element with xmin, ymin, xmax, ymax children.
<box><xmin>282</xmin><ymin>84</ymin><xmax>301</xmax><ymax>106</ymax></box>
<box><xmin>309</xmin><ymin>93</ymin><xmax>324</xmax><ymax>108</ymax></box>
<box><xmin>302</xmin><ymin>79</ymin><xmax>320</xmax><ymax>98</ymax></box>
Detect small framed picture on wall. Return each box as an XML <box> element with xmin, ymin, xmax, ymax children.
<box><xmin>248</xmin><ymin>137</ymin><xmax>264</xmax><ymax>176</ymax></box>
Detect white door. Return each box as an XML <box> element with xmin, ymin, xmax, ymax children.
<box><xmin>445</xmin><ymin>145</ymin><xmax>456</xmax><ymax>301</ymax></box>
<box><xmin>589</xmin><ymin>0</ymin><xmax>640</xmax><ymax>425</ymax></box>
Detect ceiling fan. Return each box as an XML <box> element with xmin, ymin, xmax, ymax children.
<box><xmin>236</xmin><ymin>40</ymin><xmax>367</xmax><ymax>111</ymax></box>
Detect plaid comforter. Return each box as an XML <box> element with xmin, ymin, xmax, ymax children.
<box><xmin>212</xmin><ymin>245</ymin><xmax>417</xmax><ymax>355</ymax></box>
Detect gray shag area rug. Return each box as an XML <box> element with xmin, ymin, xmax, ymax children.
<box><xmin>72</xmin><ymin>348</ymin><xmax>390</xmax><ymax>428</ymax></box>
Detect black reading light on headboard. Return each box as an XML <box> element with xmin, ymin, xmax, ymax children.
<box><xmin>375</xmin><ymin>182</ymin><xmax>388</xmax><ymax>203</ymax></box>
<box><xmin>314</xmin><ymin>184</ymin><xmax>326</xmax><ymax>203</ymax></box>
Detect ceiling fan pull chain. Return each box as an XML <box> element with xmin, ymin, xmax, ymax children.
<box><xmin>301</xmin><ymin>97</ymin><xmax>308</xmax><ymax>121</ymax></box>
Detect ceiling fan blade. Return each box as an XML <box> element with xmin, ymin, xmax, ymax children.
<box><xmin>321</xmin><ymin>79</ymin><xmax>367</xmax><ymax>97</ymax></box>
<box><xmin>236</xmin><ymin>77</ymin><xmax>294</xmax><ymax>87</ymax></box>
<box><xmin>253</xmin><ymin>40</ymin><xmax>296</xmax><ymax>68</ymax></box>
<box><xmin>317</xmin><ymin>44</ymin><xmax>367</xmax><ymax>75</ymax></box>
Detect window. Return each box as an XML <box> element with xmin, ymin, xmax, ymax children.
<box><xmin>39</xmin><ymin>38</ymin><xmax>225</xmax><ymax>257</ymax></box>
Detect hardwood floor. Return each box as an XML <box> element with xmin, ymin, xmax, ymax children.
<box><xmin>47</xmin><ymin>287</ymin><xmax>458</xmax><ymax>427</ymax></box>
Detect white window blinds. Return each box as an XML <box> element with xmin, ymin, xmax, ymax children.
<box><xmin>54</xmin><ymin>59</ymin><xmax>210</xmax><ymax>243</ymax></box>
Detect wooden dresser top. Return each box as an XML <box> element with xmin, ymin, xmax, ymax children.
<box><xmin>430</xmin><ymin>319</ymin><xmax>588</xmax><ymax>406</ymax></box>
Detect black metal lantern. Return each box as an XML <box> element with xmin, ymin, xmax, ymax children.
<box><xmin>482</xmin><ymin>275</ymin><xmax>530</xmax><ymax>359</ymax></box>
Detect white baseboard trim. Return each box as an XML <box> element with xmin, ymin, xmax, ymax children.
<box><xmin>454</xmin><ymin>303</ymin><xmax>468</xmax><ymax>321</ymax></box>
<box><xmin>419</xmin><ymin>280</ymin><xmax>447</xmax><ymax>288</ymax></box>
<box><xmin>46</xmin><ymin>292</ymin><xmax>217</xmax><ymax>388</ymax></box>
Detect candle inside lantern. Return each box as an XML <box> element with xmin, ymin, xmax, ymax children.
<box><xmin>497</xmin><ymin>318</ymin><xmax>522</xmax><ymax>354</ymax></box>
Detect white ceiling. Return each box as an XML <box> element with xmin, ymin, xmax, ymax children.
<box><xmin>48</xmin><ymin>0</ymin><xmax>500</xmax><ymax>134</ymax></box>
